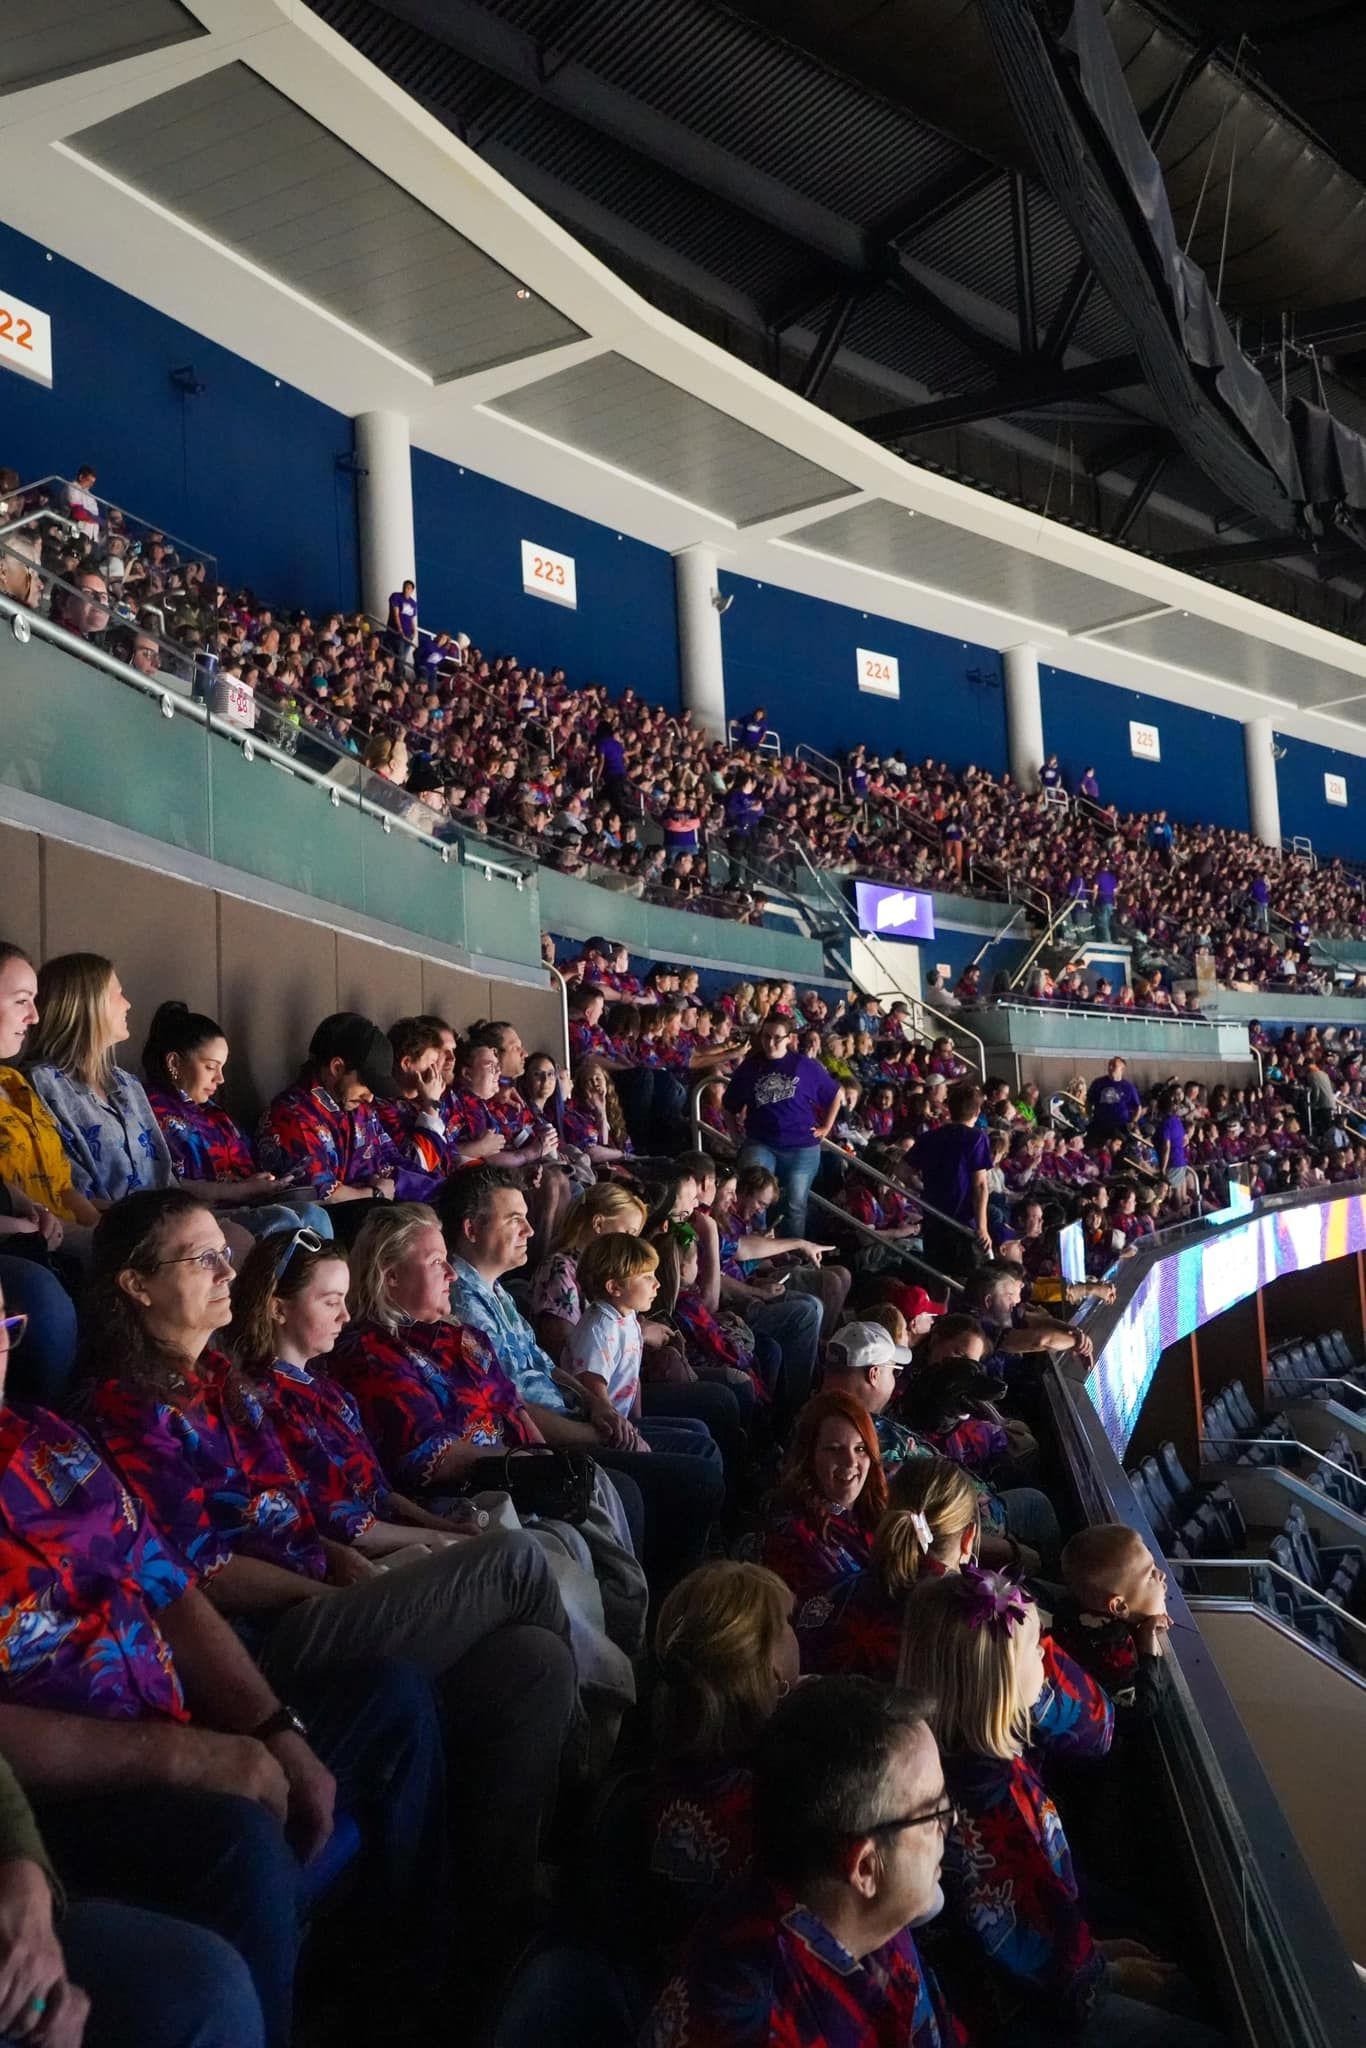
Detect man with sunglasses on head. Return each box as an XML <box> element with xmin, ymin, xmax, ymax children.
<box><xmin>646</xmin><ymin>1676</ymin><xmax>964</xmax><ymax>2047</ymax></box>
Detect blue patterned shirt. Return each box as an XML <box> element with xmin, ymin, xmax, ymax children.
<box><xmin>24</xmin><ymin>1062</ymin><xmax>173</xmax><ymax>1203</ymax></box>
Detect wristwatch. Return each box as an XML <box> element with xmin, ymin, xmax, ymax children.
<box><xmin>250</xmin><ymin>1704</ymin><xmax>309</xmax><ymax>1744</ymax></box>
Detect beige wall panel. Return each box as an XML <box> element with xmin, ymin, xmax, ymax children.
<box><xmin>336</xmin><ymin>934</ymin><xmax>425</xmax><ymax>1031</ymax></box>
<box><xmin>216</xmin><ymin>898</ymin><xmax>337</xmax><ymax>1123</ymax></box>
<box><xmin>40</xmin><ymin>840</ymin><xmax>218</xmax><ymax>1049</ymax></box>
<box><xmin>0</xmin><ymin>822</ymin><xmax>42</xmax><ymax>961</ymax></box>
<box><xmin>490</xmin><ymin>980</ymin><xmax>566</xmax><ymax>1065</ymax></box>
<box><xmin>420</xmin><ymin>959</ymin><xmax>495</xmax><ymax>1035</ymax></box>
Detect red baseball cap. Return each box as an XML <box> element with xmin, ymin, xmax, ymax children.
<box><xmin>899</xmin><ymin>1286</ymin><xmax>947</xmax><ymax>1322</ymax></box>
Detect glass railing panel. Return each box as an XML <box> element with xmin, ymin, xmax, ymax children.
<box><xmin>358</xmin><ymin>815</ymin><xmax>468</xmax><ymax>952</ymax></box>
<box><xmin>463</xmin><ymin>859</ymin><xmax>542</xmax><ymax>966</ymax></box>
<box><xmin>207</xmin><ymin>734</ymin><xmax>368</xmax><ymax>909</ymax></box>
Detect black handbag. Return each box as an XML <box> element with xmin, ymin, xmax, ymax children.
<box><xmin>464</xmin><ymin>1447</ymin><xmax>595</xmax><ymax>1526</ymax></box>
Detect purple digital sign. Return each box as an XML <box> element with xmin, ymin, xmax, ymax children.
<box><xmin>852</xmin><ymin>881</ymin><xmax>936</xmax><ymax>942</ymax></box>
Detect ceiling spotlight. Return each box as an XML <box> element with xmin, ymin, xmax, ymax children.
<box><xmin>515</xmin><ymin>286</ymin><xmax>532</xmax><ymax>301</ymax></box>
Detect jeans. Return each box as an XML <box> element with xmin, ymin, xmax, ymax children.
<box><xmin>0</xmin><ymin>1253</ymin><xmax>77</xmax><ymax>1407</ymax></box>
<box><xmin>258</xmin><ymin>1533</ymin><xmax>576</xmax><ymax>1919</ymax></box>
<box><xmin>743</xmin><ymin>1290</ymin><xmax>823</xmax><ymax>1415</ymax></box>
<box><xmin>43</xmin><ymin>1900</ymin><xmax>265</xmax><ymax>2048</ymax></box>
<box><xmin>1094</xmin><ymin>902</ymin><xmax>1114</xmax><ymax>945</ymax></box>
<box><xmin>641</xmin><ymin>1380</ymin><xmax>744</xmax><ymax>1485</ymax></box>
<box><xmin>738</xmin><ymin>1141</ymin><xmax>822</xmax><ymax>1237</ymax></box>
<box><xmin>597</xmin><ymin>1439</ymin><xmax>725</xmax><ymax>1589</ymax></box>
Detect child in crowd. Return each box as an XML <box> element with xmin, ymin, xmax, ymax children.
<box><xmin>1052</xmin><ymin>1523</ymin><xmax>1171</xmax><ymax>1717</ymax></box>
<box><xmin>565</xmin><ymin>1231</ymin><xmax>660</xmax><ymax>1422</ymax></box>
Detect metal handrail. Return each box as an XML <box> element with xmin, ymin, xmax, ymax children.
<box><xmin>806</xmin><ymin>1190</ymin><xmax>964</xmax><ymax>1297</ymax></box>
<box><xmin>0</xmin><ymin>509</ymin><xmax>81</xmax><ymax>545</ymax></box>
<box><xmin>357</xmin><ymin>608</ymin><xmax>557</xmax><ymax>761</ymax></box>
<box><xmin>16</xmin><ymin>473</ymin><xmax>217</xmax><ymax>577</ymax></box>
<box><xmin>1201</xmin><ymin>1435</ymin><xmax>1366</xmax><ymax>1505</ymax></box>
<box><xmin>1009</xmin><ymin>890</ymin><xmax>1088</xmax><ymax>991</ymax></box>
<box><xmin>794</xmin><ymin>741</ymin><xmax>843</xmax><ymax>796</ymax></box>
<box><xmin>969</xmin><ymin>900</ymin><xmax>1026</xmax><ymax>971</ymax></box>
<box><xmin>728</xmin><ymin>718</ymin><xmax>782</xmax><ymax>758</ymax></box>
<box><xmin>858</xmin><ymin>986</ymin><xmax>988</xmax><ymax>1084</ymax></box>
<box><xmin>1169</xmin><ymin>1556</ymin><xmax>1366</xmax><ymax>1643</ymax></box>
<box><xmin>993</xmin><ymin>997</ymin><xmax>1215</xmax><ymax>1031</ymax></box>
<box><xmin>816</xmin><ymin>1132</ymin><xmax>979</xmax><ymax>1241</ymax></box>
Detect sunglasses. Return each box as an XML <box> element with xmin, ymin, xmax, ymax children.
<box><xmin>274</xmin><ymin>1227</ymin><xmax>325</xmax><ymax>1279</ymax></box>
<box><xmin>0</xmin><ymin>1314</ymin><xmax>27</xmax><ymax>1351</ymax></box>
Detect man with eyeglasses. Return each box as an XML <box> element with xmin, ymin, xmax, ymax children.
<box><xmin>646</xmin><ymin>1676</ymin><xmax>964</xmax><ymax>2047</ymax></box>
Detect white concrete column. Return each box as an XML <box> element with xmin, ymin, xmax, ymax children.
<box><xmin>673</xmin><ymin>543</ymin><xmax>727</xmax><ymax>741</ymax></box>
<box><xmin>1244</xmin><ymin>716</ymin><xmax>1282</xmax><ymax>850</ymax></box>
<box><xmin>353</xmin><ymin>411</ymin><xmax>416</xmax><ymax>626</ymax></box>
<box><xmin>1003</xmin><ymin>642</ymin><xmax>1045</xmax><ymax>791</ymax></box>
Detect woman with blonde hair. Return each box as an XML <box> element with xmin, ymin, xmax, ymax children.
<box><xmin>795</xmin><ymin>1455</ymin><xmax>980</xmax><ymax>1678</ymax></box>
<box><xmin>530</xmin><ymin>1180</ymin><xmax>647</xmax><ymax>1362</ymax></box>
<box><xmin>901</xmin><ymin>1571</ymin><xmax>1214</xmax><ymax>2047</ymax></box>
<box><xmin>650</xmin><ymin>1560</ymin><xmax>798</xmax><ymax>1906</ymax></box>
<box><xmin>24</xmin><ymin>953</ymin><xmax>175</xmax><ymax>1208</ymax></box>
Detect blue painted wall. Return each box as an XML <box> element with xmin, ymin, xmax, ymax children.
<box><xmin>1040</xmin><ymin>665</ymin><xmax>1251</xmax><ymax>832</ymax></box>
<box><xmin>716</xmin><ymin>573</ymin><xmax>1007</xmax><ymax>770</ymax></box>
<box><xmin>0</xmin><ymin>221</ymin><xmax>358</xmax><ymax>611</ymax></box>
<box><xmin>1273</xmin><ymin>730</ymin><xmax>1362</xmax><ymax>862</ymax></box>
<box><xmin>410</xmin><ymin>451</ymin><xmax>680</xmax><ymax>708</ymax></box>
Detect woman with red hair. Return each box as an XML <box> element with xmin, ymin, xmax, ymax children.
<box><xmin>759</xmin><ymin>1390</ymin><xmax>886</xmax><ymax>1604</ymax></box>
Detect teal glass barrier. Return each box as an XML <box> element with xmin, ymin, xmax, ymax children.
<box><xmin>538</xmin><ymin>868</ymin><xmax>825</xmax><ymax>977</ymax></box>
<box><xmin>978</xmin><ymin>1003</ymin><xmax>1251</xmax><ymax>1059</ymax></box>
<box><xmin>0</xmin><ymin>631</ymin><xmax>552</xmax><ymax>969</ymax></box>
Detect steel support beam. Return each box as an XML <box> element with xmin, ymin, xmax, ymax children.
<box><xmin>1041</xmin><ymin>258</ymin><xmax>1096</xmax><ymax>363</ymax></box>
<box><xmin>858</xmin><ymin>353</ymin><xmax>1143</xmax><ymax>440</ymax></box>
<box><xmin>1009</xmin><ymin>171</ymin><xmax>1037</xmax><ymax>357</ymax></box>
<box><xmin>1110</xmin><ymin>448</ymin><xmax>1168</xmax><ymax>542</ymax></box>
<box><xmin>798</xmin><ymin>291</ymin><xmax>859</xmax><ymax>400</ymax></box>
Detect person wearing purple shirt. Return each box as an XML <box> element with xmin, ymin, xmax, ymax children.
<box><xmin>1078</xmin><ymin>766</ymin><xmax>1100</xmax><ymax>801</ymax></box>
<box><xmin>1086</xmin><ymin>1057</ymin><xmax>1142</xmax><ymax>1140</ymax></box>
<box><xmin>723</xmin><ymin>1014</ymin><xmax>840</xmax><ymax>1235</ymax></box>
<box><xmin>912</xmin><ymin>1080</ymin><xmax>992</xmax><ymax>1282</ymax></box>
<box><xmin>1092</xmin><ymin>867</ymin><xmax>1118</xmax><ymax>944</ymax></box>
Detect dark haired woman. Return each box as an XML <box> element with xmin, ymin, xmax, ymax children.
<box><xmin>142</xmin><ymin>1000</ymin><xmax>333</xmax><ymax>1240</ymax></box>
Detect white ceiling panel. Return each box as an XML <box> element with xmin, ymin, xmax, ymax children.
<box><xmin>68</xmin><ymin>63</ymin><xmax>583</xmax><ymax>380</ymax></box>
<box><xmin>783</xmin><ymin>495</ymin><xmax>1136</xmax><ymax>632</ymax></box>
<box><xmin>0</xmin><ymin>0</ymin><xmax>202</xmax><ymax>97</ymax></box>
<box><xmin>487</xmin><ymin>351</ymin><xmax>853</xmax><ymax>524</ymax></box>
<box><xmin>1098</xmin><ymin>607</ymin><xmax>1366</xmax><ymax>724</ymax></box>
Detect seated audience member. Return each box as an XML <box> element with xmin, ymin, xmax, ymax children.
<box><xmin>650</xmin><ymin>1560</ymin><xmax>799</xmax><ymax>1908</ymax></box>
<box><xmin>720</xmin><ymin>1164</ymin><xmax>849</xmax><ymax>1340</ymax></box>
<box><xmin>370</xmin><ymin>1016</ymin><xmax>467</xmax><ymax>1176</ymax></box>
<box><xmin>1053</xmin><ymin>1524</ymin><xmax>1171</xmax><ymax>1717</ymax></box>
<box><xmin>228</xmin><ymin>1228</ymin><xmax>492</xmax><ymax>1557</ymax></box>
<box><xmin>443</xmin><ymin>1166</ymin><xmax>722</xmax><ymax>1588</ymax></box>
<box><xmin>520</xmin><ymin>1048</ymin><xmax>566</xmax><ymax>1137</ymax></box>
<box><xmin>645</xmin><ymin>1677</ymin><xmax>962</xmax><ymax>2048</ymax></box>
<box><xmin>957</xmin><ymin>1265</ymin><xmax>1094</xmax><ymax>1374</ymax></box>
<box><xmin>444</xmin><ymin>1026</ymin><xmax>567</xmax><ymax>1243</ymax></box>
<box><xmin>141</xmin><ymin>1000</ymin><xmax>333</xmax><ymax>1239</ymax></box>
<box><xmin>904</xmin><ymin>1571</ymin><xmax>1221</xmax><ymax>2047</ymax></box>
<box><xmin>761</xmin><ymin>1390</ymin><xmax>887</xmax><ymax>1602</ymax></box>
<box><xmin>531</xmin><ymin>1180</ymin><xmax>648</xmax><ymax>1363</ymax></box>
<box><xmin>23</xmin><ymin>953</ymin><xmax>174</xmax><ymax>1207</ymax></box>
<box><xmin>258</xmin><ymin>1011</ymin><xmax>404</xmax><ymax>1212</ymax></box>
<box><xmin>562</xmin><ymin>1057</ymin><xmax>633</xmax><ymax>1165</ymax></box>
<box><xmin>795</xmin><ymin>1456</ymin><xmax>982</xmax><ymax>1680</ymax></box>
<box><xmin>0</xmin><ymin>1743</ymin><xmax>266</xmax><ymax>2048</ymax></box>
<box><xmin>694</xmin><ymin>1172</ymin><xmax>824</xmax><ymax>1416</ymax></box>
<box><xmin>0</xmin><ymin>945</ymin><xmax>88</xmax><ymax>1401</ymax></box>
<box><xmin>649</xmin><ymin>1219</ymin><xmax>766</xmax><ymax>1426</ymax></box>
<box><xmin>825</xmin><ymin>1321</ymin><xmax>1057</xmax><ymax>1570</ymax></box>
<box><xmin>83</xmin><ymin>1193</ymin><xmax>579</xmax><ymax>1930</ymax></box>
<box><xmin>0</xmin><ymin>1266</ymin><xmax>450</xmax><ymax>2048</ymax></box>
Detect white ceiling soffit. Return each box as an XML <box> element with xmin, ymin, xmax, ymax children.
<box><xmin>0</xmin><ymin>0</ymin><xmax>204</xmax><ymax>97</ymax></box>
<box><xmin>67</xmin><ymin>61</ymin><xmax>583</xmax><ymax>382</ymax></box>
<box><xmin>1098</xmin><ymin>607</ymin><xmax>1366</xmax><ymax>718</ymax></box>
<box><xmin>486</xmin><ymin>351</ymin><xmax>853</xmax><ymax>526</ymax></box>
<box><xmin>781</xmin><ymin>496</ymin><xmax>1140</xmax><ymax>636</ymax></box>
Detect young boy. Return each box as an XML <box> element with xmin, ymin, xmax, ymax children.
<box><xmin>566</xmin><ymin>1233</ymin><xmax>661</xmax><ymax>1421</ymax></box>
<box><xmin>1052</xmin><ymin>1523</ymin><xmax>1171</xmax><ymax>1717</ymax></box>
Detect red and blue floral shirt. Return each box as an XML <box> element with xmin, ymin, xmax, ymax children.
<box><xmin>145</xmin><ymin>1085</ymin><xmax>256</xmax><ymax>1183</ymax></box>
<box><xmin>760</xmin><ymin>1497</ymin><xmax>875</xmax><ymax>1606</ymax></box>
<box><xmin>650</xmin><ymin>1757</ymin><xmax>755</xmax><ymax>1906</ymax></box>
<box><xmin>249</xmin><ymin>1358</ymin><xmax>392</xmax><ymax>1544</ymax></box>
<box><xmin>329</xmin><ymin>1317</ymin><xmax>535</xmax><ymax>1491</ymax></box>
<box><xmin>645</xmin><ymin>1877</ymin><xmax>964</xmax><ymax>2048</ymax></box>
<box><xmin>0</xmin><ymin>1404</ymin><xmax>190</xmax><ymax>1722</ymax></box>
<box><xmin>258</xmin><ymin>1081</ymin><xmax>400</xmax><ymax>1198</ymax></box>
<box><xmin>88</xmin><ymin>1353</ymin><xmax>330</xmax><ymax>1584</ymax></box>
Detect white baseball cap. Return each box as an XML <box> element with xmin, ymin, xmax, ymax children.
<box><xmin>827</xmin><ymin>1320</ymin><xmax>914</xmax><ymax>1373</ymax></box>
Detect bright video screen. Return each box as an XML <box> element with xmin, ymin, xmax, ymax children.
<box><xmin>1058</xmin><ymin>1219</ymin><xmax>1086</xmax><ymax>1286</ymax></box>
<box><xmin>1087</xmin><ymin>1193</ymin><xmax>1366</xmax><ymax>1457</ymax></box>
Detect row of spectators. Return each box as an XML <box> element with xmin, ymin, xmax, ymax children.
<box><xmin>7</xmin><ymin>463</ymin><xmax>1366</xmax><ymax>978</ymax></box>
<box><xmin>0</xmin><ymin>919</ymin><xmax>1246</xmax><ymax>2045</ymax></box>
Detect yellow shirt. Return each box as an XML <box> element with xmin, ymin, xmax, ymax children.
<box><xmin>0</xmin><ymin>1066</ymin><xmax>79</xmax><ymax>1222</ymax></box>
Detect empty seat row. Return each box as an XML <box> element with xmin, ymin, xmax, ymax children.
<box><xmin>1128</xmin><ymin>1441</ymin><xmax>1246</xmax><ymax>1557</ymax></box>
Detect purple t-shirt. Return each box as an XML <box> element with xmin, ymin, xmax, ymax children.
<box><xmin>723</xmin><ymin>1051</ymin><xmax>838</xmax><ymax>1151</ymax></box>
<box><xmin>1086</xmin><ymin>1076</ymin><xmax>1141</xmax><ymax>1133</ymax></box>
<box><xmin>913</xmin><ymin>1121</ymin><xmax>991</xmax><ymax>1225</ymax></box>
<box><xmin>1159</xmin><ymin>1114</ymin><xmax>1187</xmax><ymax>1169</ymax></box>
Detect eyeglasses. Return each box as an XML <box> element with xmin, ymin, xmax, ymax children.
<box><xmin>274</xmin><ymin>1226</ymin><xmax>325</xmax><ymax>1279</ymax></box>
<box><xmin>153</xmin><ymin>1245</ymin><xmax>235</xmax><ymax>1274</ymax></box>
<box><xmin>863</xmin><ymin>1801</ymin><xmax>957</xmax><ymax>1839</ymax></box>
<box><xmin>0</xmin><ymin>1314</ymin><xmax>28</xmax><ymax>1351</ymax></box>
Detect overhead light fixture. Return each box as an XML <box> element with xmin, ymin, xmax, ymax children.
<box><xmin>515</xmin><ymin>286</ymin><xmax>532</xmax><ymax>301</ymax></box>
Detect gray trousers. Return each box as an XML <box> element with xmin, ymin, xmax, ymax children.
<box><xmin>258</xmin><ymin>1528</ymin><xmax>576</xmax><ymax>1911</ymax></box>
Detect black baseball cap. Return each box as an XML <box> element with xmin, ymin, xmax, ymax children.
<box><xmin>307</xmin><ymin>1012</ymin><xmax>394</xmax><ymax>1092</ymax></box>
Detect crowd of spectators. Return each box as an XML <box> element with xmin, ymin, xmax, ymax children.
<box><xmin>0</xmin><ymin>911</ymin><xmax>1274</xmax><ymax>2044</ymax></box>
<box><xmin>8</xmin><ymin>464</ymin><xmax>1366</xmax><ymax>983</ymax></box>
